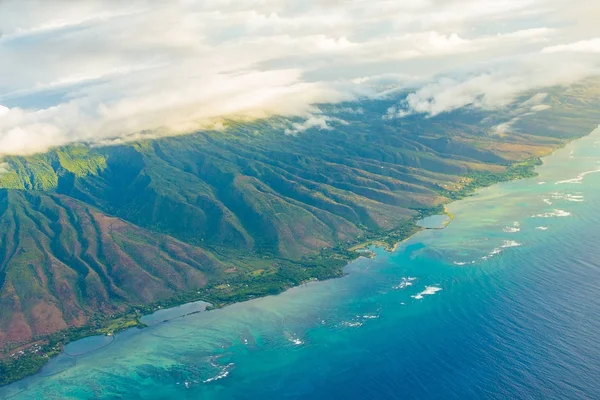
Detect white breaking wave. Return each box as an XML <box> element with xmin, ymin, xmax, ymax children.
<box><xmin>393</xmin><ymin>277</ymin><xmax>416</xmax><ymax>290</ymax></box>
<box><xmin>542</xmin><ymin>198</ymin><xmax>553</xmax><ymax>205</ymax></box>
<box><xmin>551</xmin><ymin>192</ymin><xmax>584</xmax><ymax>202</ymax></box>
<box><xmin>341</xmin><ymin>321</ymin><xmax>363</xmax><ymax>328</ymax></box>
<box><xmin>532</xmin><ymin>209</ymin><xmax>572</xmax><ymax>218</ymax></box>
<box><xmin>453</xmin><ymin>261</ymin><xmax>476</xmax><ymax>266</ymax></box>
<box><xmin>286</xmin><ymin>333</ymin><xmax>304</xmax><ymax>345</ymax></box>
<box><xmin>284</xmin><ymin>331</ymin><xmax>304</xmax><ymax>345</ymax></box>
<box><xmin>482</xmin><ymin>247</ymin><xmax>502</xmax><ymax>260</ymax></box>
<box><xmin>501</xmin><ymin>240</ymin><xmax>522</xmax><ymax>248</ymax></box>
<box><xmin>203</xmin><ymin>363</ymin><xmax>235</xmax><ymax>384</ymax></box>
<box><xmin>411</xmin><ymin>286</ymin><xmax>442</xmax><ymax>300</ymax></box>
<box><xmin>481</xmin><ymin>240</ymin><xmax>522</xmax><ymax>260</ymax></box>
<box><xmin>555</xmin><ymin>168</ymin><xmax>600</xmax><ymax>184</ymax></box>
<box><xmin>536</xmin><ymin>226</ymin><xmax>549</xmax><ymax>230</ymax></box>
<box><xmin>503</xmin><ymin>221</ymin><xmax>521</xmax><ymax>233</ymax></box>
<box><xmin>361</xmin><ymin>315</ymin><xmax>379</xmax><ymax>319</ymax></box>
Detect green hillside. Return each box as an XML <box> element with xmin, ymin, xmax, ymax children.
<box><xmin>0</xmin><ymin>82</ymin><xmax>599</xmax><ymax>384</ymax></box>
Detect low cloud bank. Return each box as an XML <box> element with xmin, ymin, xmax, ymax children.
<box><xmin>387</xmin><ymin>54</ymin><xmax>599</xmax><ymax>118</ymax></box>
<box><xmin>0</xmin><ymin>0</ymin><xmax>599</xmax><ymax>155</ymax></box>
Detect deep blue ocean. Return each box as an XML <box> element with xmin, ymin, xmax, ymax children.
<box><xmin>2</xmin><ymin>129</ymin><xmax>600</xmax><ymax>399</ymax></box>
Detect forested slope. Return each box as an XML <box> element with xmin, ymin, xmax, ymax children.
<box><xmin>0</xmin><ymin>83</ymin><xmax>598</xmax><ymax>349</ymax></box>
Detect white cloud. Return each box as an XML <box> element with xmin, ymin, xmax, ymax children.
<box><xmin>531</xmin><ymin>104</ymin><xmax>551</xmax><ymax>112</ymax></box>
<box><xmin>521</xmin><ymin>93</ymin><xmax>549</xmax><ymax>107</ymax></box>
<box><xmin>390</xmin><ymin>54</ymin><xmax>598</xmax><ymax>117</ymax></box>
<box><xmin>491</xmin><ymin>92</ymin><xmax>553</xmax><ymax>134</ymax></box>
<box><xmin>0</xmin><ymin>0</ymin><xmax>598</xmax><ymax>155</ymax></box>
<box><xmin>285</xmin><ymin>115</ymin><xmax>347</xmax><ymax>135</ymax></box>
<box><xmin>542</xmin><ymin>37</ymin><xmax>600</xmax><ymax>53</ymax></box>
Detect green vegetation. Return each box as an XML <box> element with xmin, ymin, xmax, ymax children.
<box><xmin>444</xmin><ymin>157</ymin><xmax>543</xmax><ymax>200</ymax></box>
<box><xmin>0</xmin><ymin>314</ymin><xmax>143</xmax><ymax>386</ymax></box>
<box><xmin>55</xmin><ymin>146</ymin><xmax>107</xmax><ymax>177</ymax></box>
<box><xmin>0</xmin><ymin>210</ymin><xmax>427</xmax><ymax>386</ymax></box>
<box><xmin>1</xmin><ymin>84</ymin><xmax>599</xmax><ymax>386</ymax></box>
<box><xmin>0</xmin><ymin>349</ymin><xmax>58</xmax><ymax>386</ymax></box>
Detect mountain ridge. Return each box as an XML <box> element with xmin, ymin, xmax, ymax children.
<box><xmin>0</xmin><ymin>82</ymin><xmax>599</xmax><ymax>358</ymax></box>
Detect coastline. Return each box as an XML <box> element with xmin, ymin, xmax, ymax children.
<box><xmin>349</xmin><ymin>207</ymin><xmax>454</xmax><ymax>256</ymax></box>
<box><xmin>0</xmin><ymin>137</ymin><xmax>581</xmax><ymax>387</ymax></box>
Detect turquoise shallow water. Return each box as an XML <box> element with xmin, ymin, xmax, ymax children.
<box><xmin>2</xmin><ymin>129</ymin><xmax>600</xmax><ymax>399</ymax></box>
<box><xmin>416</xmin><ymin>214</ymin><xmax>451</xmax><ymax>229</ymax></box>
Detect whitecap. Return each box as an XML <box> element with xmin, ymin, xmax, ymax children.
<box><xmin>532</xmin><ymin>209</ymin><xmax>572</xmax><ymax>218</ymax></box>
<box><xmin>203</xmin><ymin>363</ymin><xmax>235</xmax><ymax>384</ymax></box>
<box><xmin>503</xmin><ymin>222</ymin><xmax>521</xmax><ymax>232</ymax></box>
<box><xmin>393</xmin><ymin>277</ymin><xmax>416</xmax><ymax>290</ymax></box>
<box><xmin>565</xmin><ymin>194</ymin><xmax>584</xmax><ymax>202</ymax></box>
<box><xmin>542</xmin><ymin>198</ymin><xmax>553</xmax><ymax>205</ymax></box>
<box><xmin>481</xmin><ymin>248</ymin><xmax>500</xmax><ymax>260</ymax></box>
<box><xmin>536</xmin><ymin>226</ymin><xmax>549</xmax><ymax>231</ymax></box>
<box><xmin>555</xmin><ymin>168</ymin><xmax>600</xmax><ymax>184</ymax></box>
<box><xmin>453</xmin><ymin>260</ymin><xmax>476</xmax><ymax>265</ymax></box>
<box><xmin>501</xmin><ymin>240</ymin><xmax>522</xmax><ymax>248</ymax></box>
<box><xmin>411</xmin><ymin>286</ymin><xmax>442</xmax><ymax>300</ymax></box>
<box><xmin>480</xmin><ymin>242</ymin><xmax>520</xmax><ymax>261</ymax></box>
<box><xmin>341</xmin><ymin>321</ymin><xmax>363</xmax><ymax>328</ymax></box>
<box><xmin>285</xmin><ymin>334</ymin><xmax>304</xmax><ymax>345</ymax></box>
<box><xmin>551</xmin><ymin>192</ymin><xmax>585</xmax><ymax>202</ymax></box>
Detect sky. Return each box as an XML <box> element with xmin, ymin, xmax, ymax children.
<box><xmin>0</xmin><ymin>0</ymin><xmax>599</xmax><ymax>155</ymax></box>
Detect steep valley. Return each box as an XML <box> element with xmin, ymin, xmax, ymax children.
<box><xmin>0</xmin><ymin>83</ymin><xmax>599</xmax><ymax>371</ymax></box>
